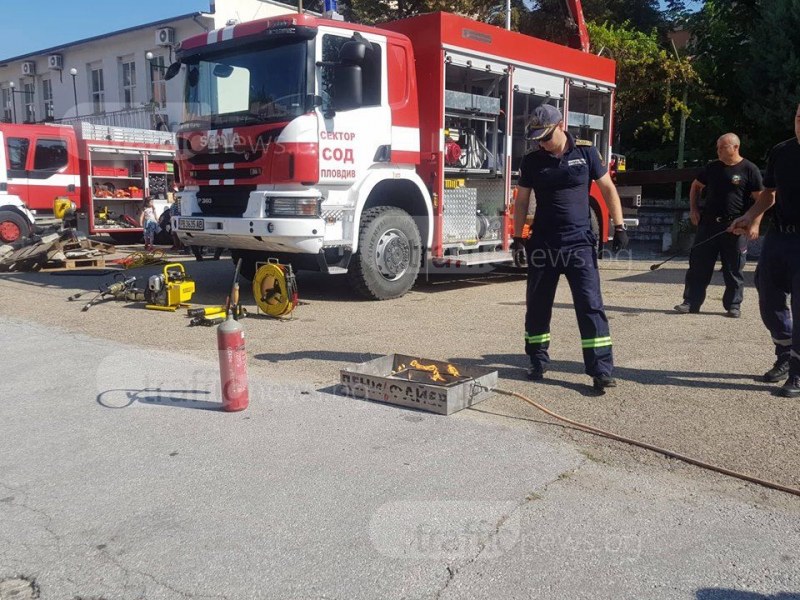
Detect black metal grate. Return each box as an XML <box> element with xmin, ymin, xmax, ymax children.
<box><xmin>195</xmin><ymin>185</ymin><xmax>257</xmax><ymax>217</ymax></box>
<box><xmin>187</xmin><ymin>151</ymin><xmax>263</xmax><ymax>165</ymax></box>
<box><xmin>192</xmin><ymin>168</ymin><xmax>259</xmax><ymax>181</ymax></box>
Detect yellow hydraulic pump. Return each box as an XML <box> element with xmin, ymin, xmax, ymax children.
<box><xmin>145</xmin><ymin>263</ymin><xmax>195</xmax><ymax>311</ymax></box>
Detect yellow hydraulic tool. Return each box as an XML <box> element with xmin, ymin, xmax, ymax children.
<box><xmin>252</xmin><ymin>260</ymin><xmax>298</xmax><ymax>318</ymax></box>
<box><xmin>145</xmin><ymin>263</ymin><xmax>195</xmax><ymax>311</ymax></box>
<box><xmin>53</xmin><ymin>197</ymin><xmax>76</xmax><ymax>220</ymax></box>
<box><xmin>187</xmin><ymin>306</ymin><xmax>228</xmax><ymax>318</ymax></box>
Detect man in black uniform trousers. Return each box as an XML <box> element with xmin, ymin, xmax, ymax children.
<box><xmin>730</xmin><ymin>104</ymin><xmax>800</xmax><ymax>398</ymax></box>
<box><xmin>513</xmin><ymin>104</ymin><xmax>628</xmax><ymax>392</ymax></box>
<box><xmin>674</xmin><ymin>133</ymin><xmax>763</xmax><ymax>317</ymax></box>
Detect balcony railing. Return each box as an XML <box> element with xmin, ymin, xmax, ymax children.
<box><xmin>57</xmin><ymin>105</ymin><xmax>169</xmax><ymax>131</ymax></box>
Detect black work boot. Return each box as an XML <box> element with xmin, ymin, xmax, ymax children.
<box><xmin>779</xmin><ymin>375</ymin><xmax>800</xmax><ymax>398</ymax></box>
<box><xmin>763</xmin><ymin>358</ymin><xmax>790</xmax><ymax>383</ymax></box>
<box><xmin>526</xmin><ymin>363</ymin><xmax>548</xmax><ymax>381</ymax></box>
<box><xmin>592</xmin><ymin>374</ymin><xmax>617</xmax><ymax>392</ymax></box>
<box><xmin>674</xmin><ymin>302</ymin><xmax>700</xmax><ymax>314</ymax></box>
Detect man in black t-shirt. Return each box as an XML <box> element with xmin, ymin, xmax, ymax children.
<box><xmin>674</xmin><ymin>133</ymin><xmax>763</xmax><ymax>317</ymax></box>
<box><xmin>730</xmin><ymin>104</ymin><xmax>800</xmax><ymax>398</ymax></box>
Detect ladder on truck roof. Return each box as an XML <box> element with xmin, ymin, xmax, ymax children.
<box><xmin>72</xmin><ymin>122</ymin><xmax>176</xmax><ymax>147</ymax></box>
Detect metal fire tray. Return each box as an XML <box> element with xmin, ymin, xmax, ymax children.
<box><xmin>339</xmin><ymin>354</ymin><xmax>497</xmax><ymax>415</ymax></box>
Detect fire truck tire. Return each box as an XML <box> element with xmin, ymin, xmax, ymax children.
<box><xmin>590</xmin><ymin>207</ymin><xmax>603</xmax><ymax>254</ymax></box>
<box><xmin>0</xmin><ymin>211</ymin><xmax>31</xmax><ymax>244</ymax></box>
<box><xmin>348</xmin><ymin>206</ymin><xmax>422</xmax><ymax>300</ymax></box>
<box><xmin>229</xmin><ymin>251</ymin><xmax>258</xmax><ymax>281</ymax></box>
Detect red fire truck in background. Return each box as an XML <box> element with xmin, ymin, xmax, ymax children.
<box><xmin>171</xmin><ymin>6</ymin><xmax>633</xmax><ymax>299</ymax></box>
<box><xmin>0</xmin><ymin>122</ymin><xmax>177</xmax><ymax>244</ymax></box>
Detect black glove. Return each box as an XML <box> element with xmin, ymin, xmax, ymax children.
<box><xmin>612</xmin><ymin>227</ymin><xmax>629</xmax><ymax>252</ymax></box>
<box><xmin>512</xmin><ymin>237</ymin><xmax>527</xmax><ymax>267</ymax></box>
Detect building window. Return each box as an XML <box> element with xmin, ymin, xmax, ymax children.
<box><xmin>149</xmin><ymin>54</ymin><xmax>166</xmax><ymax>108</ymax></box>
<box><xmin>23</xmin><ymin>82</ymin><xmax>35</xmax><ymax>123</ymax></box>
<box><xmin>1</xmin><ymin>87</ymin><xmax>11</xmax><ymax>122</ymax></box>
<box><xmin>90</xmin><ymin>64</ymin><xmax>105</xmax><ymax>114</ymax></box>
<box><xmin>121</xmin><ymin>58</ymin><xmax>136</xmax><ymax>108</ymax></box>
<box><xmin>41</xmin><ymin>79</ymin><xmax>54</xmax><ymax>120</ymax></box>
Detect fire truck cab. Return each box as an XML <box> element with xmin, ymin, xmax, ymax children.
<box><xmin>172</xmin><ymin>12</ymin><xmax>620</xmax><ymax>299</ymax></box>
<box><xmin>0</xmin><ymin>127</ymin><xmax>49</xmax><ymax>244</ymax></box>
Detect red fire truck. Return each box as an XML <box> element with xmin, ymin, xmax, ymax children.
<box><xmin>171</xmin><ymin>9</ymin><xmax>627</xmax><ymax>299</ymax></box>
<box><xmin>0</xmin><ymin>122</ymin><xmax>177</xmax><ymax>244</ymax></box>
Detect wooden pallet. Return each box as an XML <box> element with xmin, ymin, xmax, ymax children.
<box><xmin>1</xmin><ymin>231</ymin><xmax>117</xmax><ymax>272</ymax></box>
<box><xmin>62</xmin><ymin>238</ymin><xmax>115</xmax><ymax>254</ymax></box>
<box><xmin>62</xmin><ymin>257</ymin><xmax>107</xmax><ymax>269</ymax></box>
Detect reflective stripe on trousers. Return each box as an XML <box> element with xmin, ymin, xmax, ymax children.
<box><xmin>524</xmin><ymin>243</ymin><xmax>613</xmax><ymax>377</ymax></box>
<box><xmin>755</xmin><ymin>231</ymin><xmax>800</xmax><ymax>375</ymax></box>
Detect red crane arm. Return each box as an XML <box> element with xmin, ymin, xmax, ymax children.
<box><xmin>564</xmin><ymin>0</ymin><xmax>591</xmax><ymax>52</ymax></box>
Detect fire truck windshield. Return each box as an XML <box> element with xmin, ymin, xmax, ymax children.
<box><xmin>182</xmin><ymin>40</ymin><xmax>308</xmax><ymax>128</ymax></box>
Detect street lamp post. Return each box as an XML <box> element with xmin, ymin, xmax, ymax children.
<box><xmin>69</xmin><ymin>68</ymin><xmax>79</xmax><ymax>117</ymax></box>
<box><xmin>8</xmin><ymin>81</ymin><xmax>16</xmax><ymax>124</ymax></box>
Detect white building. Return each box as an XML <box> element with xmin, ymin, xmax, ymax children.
<box><xmin>0</xmin><ymin>0</ymin><xmax>302</xmax><ymax>130</ymax></box>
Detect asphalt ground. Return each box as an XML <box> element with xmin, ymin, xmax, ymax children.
<box><xmin>0</xmin><ymin>245</ymin><xmax>798</xmax><ymax>598</ymax></box>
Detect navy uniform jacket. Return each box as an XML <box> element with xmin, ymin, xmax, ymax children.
<box><xmin>764</xmin><ymin>137</ymin><xmax>800</xmax><ymax>227</ymax></box>
<box><xmin>518</xmin><ymin>132</ymin><xmax>606</xmax><ymax>248</ymax></box>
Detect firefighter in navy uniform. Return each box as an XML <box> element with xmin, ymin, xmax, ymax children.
<box><xmin>513</xmin><ymin>104</ymin><xmax>628</xmax><ymax>392</ymax></box>
<box><xmin>730</xmin><ymin>103</ymin><xmax>800</xmax><ymax>398</ymax></box>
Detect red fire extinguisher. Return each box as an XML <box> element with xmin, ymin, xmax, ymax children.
<box><xmin>217</xmin><ymin>313</ymin><xmax>249</xmax><ymax>412</ymax></box>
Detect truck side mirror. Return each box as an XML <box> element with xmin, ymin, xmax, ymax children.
<box><xmin>187</xmin><ymin>67</ymin><xmax>199</xmax><ymax>87</ymax></box>
<box><xmin>339</xmin><ymin>41</ymin><xmax>367</xmax><ymax>64</ymax></box>
<box><xmin>165</xmin><ymin>62</ymin><xmax>182</xmax><ymax>81</ymax></box>
<box><xmin>332</xmin><ymin>64</ymin><xmax>363</xmax><ymax>111</ymax></box>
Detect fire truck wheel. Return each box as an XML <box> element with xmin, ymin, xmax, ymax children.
<box><xmin>230</xmin><ymin>251</ymin><xmax>257</xmax><ymax>281</ymax></box>
<box><xmin>348</xmin><ymin>206</ymin><xmax>422</xmax><ymax>300</ymax></box>
<box><xmin>0</xmin><ymin>211</ymin><xmax>31</xmax><ymax>244</ymax></box>
<box><xmin>590</xmin><ymin>207</ymin><xmax>602</xmax><ymax>253</ymax></box>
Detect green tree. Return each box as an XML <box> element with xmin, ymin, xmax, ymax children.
<box><xmin>687</xmin><ymin>0</ymin><xmax>800</xmax><ymax>162</ymax></box>
<box><xmin>741</xmin><ymin>0</ymin><xmax>800</xmax><ymax>158</ymax></box>
<box><xmin>520</xmin><ymin>0</ymin><xmax>670</xmax><ymax>46</ymax></box>
<box><xmin>586</xmin><ymin>21</ymin><xmax>698</xmax><ymax>167</ymax></box>
<box><xmin>349</xmin><ymin>0</ymin><xmax>511</xmax><ymax>24</ymax></box>
<box><xmin>685</xmin><ymin>0</ymin><xmax>758</xmax><ymax>157</ymax></box>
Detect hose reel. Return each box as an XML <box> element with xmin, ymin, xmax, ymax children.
<box><xmin>252</xmin><ymin>260</ymin><xmax>298</xmax><ymax>318</ymax></box>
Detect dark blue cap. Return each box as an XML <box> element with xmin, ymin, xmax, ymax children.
<box><xmin>526</xmin><ymin>104</ymin><xmax>563</xmax><ymax>141</ymax></box>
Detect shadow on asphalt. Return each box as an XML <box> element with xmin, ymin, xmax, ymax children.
<box><xmin>257</xmin><ymin>348</ymin><xmax>778</xmax><ymax>395</ymax></box>
<box><xmin>696</xmin><ymin>590</ymin><xmax>800</xmax><ymax>600</ymax></box>
<box><xmin>612</xmin><ymin>266</ymin><xmax>757</xmax><ymax>287</ymax></box>
<box><xmin>97</xmin><ymin>388</ymin><xmax>220</xmax><ymax>411</ymax></box>
<box><xmin>0</xmin><ymin>256</ymin><xmax>525</xmax><ymax>303</ymax></box>
<box><xmin>449</xmin><ymin>353</ymin><xmax>779</xmax><ymax>394</ymax></box>
<box><xmin>254</xmin><ymin>350</ymin><xmax>383</xmax><ymax>364</ymax></box>
<box><xmin>496</xmin><ymin>300</ymin><xmax>735</xmax><ymax>316</ymax></box>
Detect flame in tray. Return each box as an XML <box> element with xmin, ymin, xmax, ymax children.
<box><xmin>390</xmin><ymin>359</ymin><xmax>464</xmax><ymax>383</ymax></box>
<box><xmin>409</xmin><ymin>359</ymin><xmax>445</xmax><ymax>382</ymax></box>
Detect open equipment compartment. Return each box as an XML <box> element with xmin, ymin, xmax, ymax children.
<box><xmin>441</xmin><ymin>52</ymin><xmax>509</xmax><ymax>252</ymax></box>
<box><xmin>74</xmin><ymin>123</ymin><xmax>177</xmax><ymax>236</ymax></box>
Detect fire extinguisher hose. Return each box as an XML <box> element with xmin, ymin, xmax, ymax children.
<box><xmin>493</xmin><ymin>387</ymin><xmax>800</xmax><ymax>498</ymax></box>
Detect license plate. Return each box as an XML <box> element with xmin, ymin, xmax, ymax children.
<box><xmin>179</xmin><ymin>218</ymin><xmax>204</xmax><ymax>231</ymax></box>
